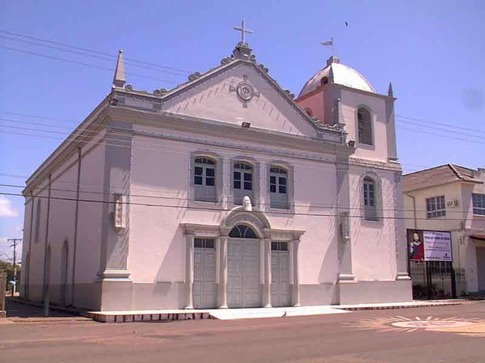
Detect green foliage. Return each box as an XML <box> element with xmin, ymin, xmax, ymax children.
<box><xmin>0</xmin><ymin>261</ymin><xmax>21</xmax><ymax>290</ymax></box>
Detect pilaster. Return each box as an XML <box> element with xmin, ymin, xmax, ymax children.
<box><xmin>185</xmin><ymin>233</ymin><xmax>195</xmax><ymax>309</ymax></box>
<box><xmin>98</xmin><ymin>120</ymin><xmax>133</xmax><ymax>281</ymax></box>
<box><xmin>218</xmin><ymin>231</ymin><xmax>229</xmax><ymax>308</ymax></box>
<box><xmin>291</xmin><ymin>239</ymin><xmax>301</xmax><ymax>307</ymax></box>
<box><xmin>263</xmin><ymin>238</ymin><xmax>272</xmax><ymax>307</ymax></box>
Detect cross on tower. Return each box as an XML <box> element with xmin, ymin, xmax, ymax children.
<box><xmin>233</xmin><ymin>18</ymin><xmax>253</xmax><ymax>45</ymax></box>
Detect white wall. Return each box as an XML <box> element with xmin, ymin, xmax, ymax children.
<box><xmin>128</xmin><ymin>129</ymin><xmax>341</xmax><ymax>288</ymax></box>
<box><xmin>349</xmin><ymin>166</ymin><xmax>399</xmax><ymax>281</ymax></box>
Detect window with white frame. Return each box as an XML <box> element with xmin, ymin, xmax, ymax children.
<box><xmin>233</xmin><ymin>162</ymin><xmax>253</xmax><ymax>205</ymax></box>
<box><xmin>363</xmin><ymin>177</ymin><xmax>378</xmax><ymax>221</ymax></box>
<box><xmin>426</xmin><ymin>195</ymin><xmax>446</xmax><ymax>218</ymax></box>
<box><xmin>357</xmin><ymin>108</ymin><xmax>372</xmax><ymax>145</ymax></box>
<box><xmin>194</xmin><ymin>157</ymin><xmax>217</xmax><ymax>202</ymax></box>
<box><xmin>270</xmin><ymin>166</ymin><xmax>288</xmax><ymax>209</ymax></box>
<box><xmin>472</xmin><ymin>193</ymin><xmax>485</xmax><ymax>216</ymax></box>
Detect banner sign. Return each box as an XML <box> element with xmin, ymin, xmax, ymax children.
<box><xmin>407</xmin><ymin>229</ymin><xmax>452</xmax><ymax>262</ymax></box>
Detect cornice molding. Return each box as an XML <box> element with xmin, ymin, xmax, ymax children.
<box><xmin>108</xmin><ymin>106</ymin><xmax>352</xmax><ymax>159</ymax></box>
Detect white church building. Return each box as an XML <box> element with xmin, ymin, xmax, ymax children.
<box><xmin>20</xmin><ymin>34</ymin><xmax>412</xmax><ymax>311</ymax></box>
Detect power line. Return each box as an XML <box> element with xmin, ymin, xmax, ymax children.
<box><xmin>396</xmin><ymin>114</ymin><xmax>485</xmax><ymax>135</ymax></box>
<box><xmin>1</xmin><ymin>31</ymin><xmax>484</xmax><ymax>139</ymax></box>
<box><xmin>0</xmin><ymin>30</ymin><xmax>192</xmax><ymax>75</ymax></box>
<box><xmin>0</xmin><ymin>45</ymin><xmax>182</xmax><ymax>85</ymax></box>
<box><xmin>0</xmin><ymin>181</ymin><xmax>477</xmax><ymax>215</ymax></box>
<box><xmin>0</xmin><ymin>191</ymin><xmax>471</xmax><ymax>222</ymax></box>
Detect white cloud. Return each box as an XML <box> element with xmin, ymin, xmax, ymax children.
<box><xmin>0</xmin><ymin>196</ymin><xmax>19</xmax><ymax>217</ymax></box>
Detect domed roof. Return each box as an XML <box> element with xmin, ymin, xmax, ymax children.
<box><xmin>298</xmin><ymin>56</ymin><xmax>375</xmax><ymax>98</ymax></box>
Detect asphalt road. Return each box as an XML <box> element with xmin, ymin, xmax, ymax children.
<box><xmin>1</xmin><ymin>302</ymin><xmax>484</xmax><ymax>363</ymax></box>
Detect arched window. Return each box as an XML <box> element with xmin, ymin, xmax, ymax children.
<box><xmin>229</xmin><ymin>225</ymin><xmax>258</xmax><ymax>239</ymax></box>
<box><xmin>357</xmin><ymin>108</ymin><xmax>372</xmax><ymax>145</ymax></box>
<box><xmin>233</xmin><ymin>161</ymin><xmax>253</xmax><ymax>205</ymax></box>
<box><xmin>363</xmin><ymin>177</ymin><xmax>379</xmax><ymax>221</ymax></box>
<box><xmin>269</xmin><ymin>166</ymin><xmax>288</xmax><ymax>209</ymax></box>
<box><xmin>194</xmin><ymin>157</ymin><xmax>217</xmax><ymax>202</ymax></box>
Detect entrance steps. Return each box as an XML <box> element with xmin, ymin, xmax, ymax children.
<box><xmin>85</xmin><ymin>300</ymin><xmax>467</xmax><ymax>323</ymax></box>
<box><xmin>86</xmin><ymin>306</ymin><xmax>348</xmax><ymax>323</ymax></box>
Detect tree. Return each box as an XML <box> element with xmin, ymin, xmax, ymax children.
<box><xmin>0</xmin><ymin>261</ymin><xmax>21</xmax><ymax>291</ymax></box>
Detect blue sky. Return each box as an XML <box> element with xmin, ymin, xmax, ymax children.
<box><xmin>0</xmin><ymin>0</ymin><xmax>484</xmax><ymax>260</ymax></box>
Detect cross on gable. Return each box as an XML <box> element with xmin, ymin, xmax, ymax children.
<box><xmin>233</xmin><ymin>18</ymin><xmax>253</xmax><ymax>45</ymax></box>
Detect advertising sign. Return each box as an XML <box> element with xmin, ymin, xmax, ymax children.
<box><xmin>423</xmin><ymin>231</ymin><xmax>452</xmax><ymax>262</ymax></box>
<box><xmin>407</xmin><ymin>229</ymin><xmax>452</xmax><ymax>262</ymax></box>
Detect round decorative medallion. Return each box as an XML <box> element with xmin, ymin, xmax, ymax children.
<box><xmin>236</xmin><ymin>81</ymin><xmax>255</xmax><ymax>101</ymax></box>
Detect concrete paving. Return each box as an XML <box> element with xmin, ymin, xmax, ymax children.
<box><xmin>1</xmin><ymin>302</ymin><xmax>484</xmax><ymax>363</ymax></box>
<box><xmin>3</xmin><ymin>297</ymin><xmax>469</xmax><ymax>323</ymax></box>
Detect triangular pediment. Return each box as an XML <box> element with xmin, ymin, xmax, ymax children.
<box><xmin>162</xmin><ymin>59</ymin><xmax>319</xmax><ymax>138</ymax></box>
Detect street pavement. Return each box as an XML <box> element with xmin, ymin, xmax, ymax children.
<box><xmin>1</xmin><ymin>299</ymin><xmax>484</xmax><ymax>363</ymax></box>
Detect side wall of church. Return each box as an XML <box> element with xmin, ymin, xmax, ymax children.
<box><xmin>21</xmin><ymin>135</ymin><xmax>106</xmax><ymax>310</ymax></box>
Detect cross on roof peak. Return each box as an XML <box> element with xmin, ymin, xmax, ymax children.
<box><xmin>233</xmin><ymin>18</ymin><xmax>253</xmax><ymax>45</ymax></box>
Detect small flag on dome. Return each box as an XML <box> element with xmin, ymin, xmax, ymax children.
<box><xmin>321</xmin><ymin>39</ymin><xmax>333</xmax><ymax>47</ymax></box>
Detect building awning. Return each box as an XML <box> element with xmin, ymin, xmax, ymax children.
<box><xmin>470</xmin><ymin>234</ymin><xmax>485</xmax><ymax>241</ymax></box>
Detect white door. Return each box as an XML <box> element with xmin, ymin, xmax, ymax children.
<box><xmin>271</xmin><ymin>242</ymin><xmax>291</xmax><ymax>307</ymax></box>
<box><xmin>193</xmin><ymin>239</ymin><xmax>217</xmax><ymax>308</ymax></box>
<box><xmin>228</xmin><ymin>239</ymin><xmax>261</xmax><ymax>308</ymax></box>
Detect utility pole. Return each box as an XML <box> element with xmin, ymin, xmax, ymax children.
<box><xmin>7</xmin><ymin>238</ymin><xmax>21</xmax><ymax>296</ymax></box>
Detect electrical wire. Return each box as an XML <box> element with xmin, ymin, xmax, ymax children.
<box><xmin>0</xmin><ymin>191</ymin><xmax>472</xmax><ymax>222</ymax></box>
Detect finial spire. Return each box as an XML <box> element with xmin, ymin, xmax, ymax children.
<box><xmin>388</xmin><ymin>82</ymin><xmax>394</xmax><ymax>97</ymax></box>
<box><xmin>234</xmin><ymin>18</ymin><xmax>253</xmax><ymax>45</ymax></box>
<box><xmin>113</xmin><ymin>49</ymin><xmax>126</xmax><ymax>88</ymax></box>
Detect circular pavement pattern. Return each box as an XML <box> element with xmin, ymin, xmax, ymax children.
<box><xmin>391</xmin><ymin>320</ymin><xmax>474</xmax><ymax>329</ymax></box>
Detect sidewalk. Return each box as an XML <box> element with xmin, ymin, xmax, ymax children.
<box><xmin>87</xmin><ymin>299</ymin><xmax>470</xmax><ymax>323</ymax></box>
<box><xmin>3</xmin><ymin>297</ymin><xmax>470</xmax><ymax>323</ymax></box>
<box><xmin>2</xmin><ymin>297</ymin><xmax>91</xmax><ymax>323</ymax></box>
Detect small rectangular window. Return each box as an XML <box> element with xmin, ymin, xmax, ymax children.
<box><xmin>194</xmin><ymin>238</ymin><xmax>215</xmax><ymax>249</ymax></box>
<box><xmin>472</xmin><ymin>193</ymin><xmax>485</xmax><ymax>215</ymax></box>
<box><xmin>426</xmin><ymin>195</ymin><xmax>446</xmax><ymax>218</ymax></box>
<box><xmin>271</xmin><ymin>242</ymin><xmax>288</xmax><ymax>251</ymax></box>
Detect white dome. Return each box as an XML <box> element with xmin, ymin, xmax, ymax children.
<box><xmin>299</xmin><ymin>57</ymin><xmax>375</xmax><ymax>98</ymax></box>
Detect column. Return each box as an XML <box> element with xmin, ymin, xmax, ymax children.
<box><xmin>185</xmin><ymin>233</ymin><xmax>195</xmax><ymax>309</ymax></box>
<box><xmin>218</xmin><ymin>235</ymin><xmax>228</xmax><ymax>308</ymax></box>
<box><xmin>291</xmin><ymin>239</ymin><xmax>301</xmax><ymax>307</ymax></box>
<box><xmin>263</xmin><ymin>238</ymin><xmax>272</xmax><ymax>307</ymax></box>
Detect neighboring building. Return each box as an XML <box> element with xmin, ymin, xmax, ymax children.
<box><xmin>20</xmin><ymin>38</ymin><xmax>411</xmax><ymax>312</ymax></box>
<box><xmin>403</xmin><ymin>164</ymin><xmax>485</xmax><ymax>295</ymax></box>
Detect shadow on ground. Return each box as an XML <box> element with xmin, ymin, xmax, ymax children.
<box><xmin>5</xmin><ymin>297</ymin><xmax>80</xmax><ymax>318</ymax></box>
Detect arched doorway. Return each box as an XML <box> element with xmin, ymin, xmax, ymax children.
<box><xmin>227</xmin><ymin>224</ymin><xmax>261</xmax><ymax>308</ymax></box>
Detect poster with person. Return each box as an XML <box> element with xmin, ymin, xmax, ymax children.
<box><xmin>408</xmin><ymin>230</ymin><xmax>424</xmax><ymax>261</ymax></box>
